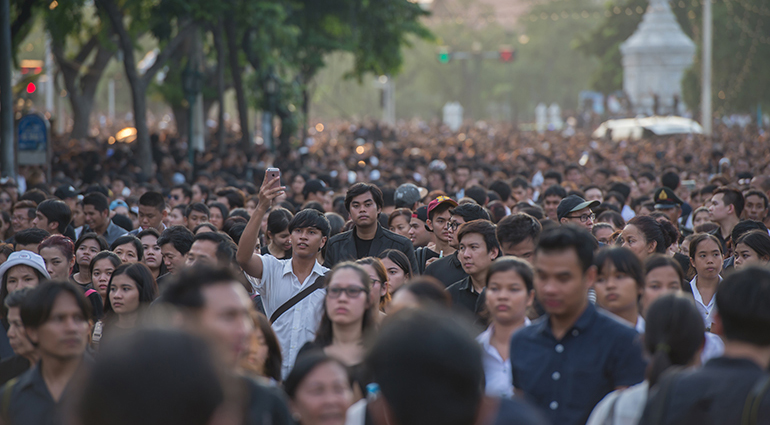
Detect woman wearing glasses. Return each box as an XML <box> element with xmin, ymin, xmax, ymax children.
<box><xmin>298</xmin><ymin>262</ymin><xmax>377</xmax><ymax>398</ymax></box>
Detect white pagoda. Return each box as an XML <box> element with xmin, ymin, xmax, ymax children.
<box><xmin>620</xmin><ymin>0</ymin><xmax>696</xmax><ymax>116</ymax></box>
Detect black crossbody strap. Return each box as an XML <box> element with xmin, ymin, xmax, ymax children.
<box><xmin>269</xmin><ymin>274</ymin><xmax>326</xmax><ymax>324</ymax></box>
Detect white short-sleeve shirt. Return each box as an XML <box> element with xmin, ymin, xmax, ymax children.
<box><xmin>247</xmin><ymin>255</ymin><xmax>328</xmax><ymax>378</ymax></box>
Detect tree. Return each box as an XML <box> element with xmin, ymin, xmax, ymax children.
<box><xmin>47</xmin><ymin>2</ymin><xmax>115</xmax><ymax>140</ymax></box>
<box><xmin>97</xmin><ymin>0</ymin><xmax>195</xmax><ymax>175</ymax></box>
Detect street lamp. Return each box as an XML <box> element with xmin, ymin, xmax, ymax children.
<box><xmin>182</xmin><ymin>61</ymin><xmax>202</xmax><ymax>181</ymax></box>
<box><xmin>263</xmin><ymin>70</ymin><xmax>279</xmax><ymax>154</ymax></box>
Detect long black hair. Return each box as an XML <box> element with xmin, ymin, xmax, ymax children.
<box><xmin>644</xmin><ymin>294</ymin><xmax>705</xmax><ymax>387</ymax></box>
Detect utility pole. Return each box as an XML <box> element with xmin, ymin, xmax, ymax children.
<box><xmin>701</xmin><ymin>0</ymin><xmax>712</xmax><ymax>136</ymax></box>
<box><xmin>0</xmin><ymin>0</ymin><xmax>15</xmax><ymax>178</ymax></box>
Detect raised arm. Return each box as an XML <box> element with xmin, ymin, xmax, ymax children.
<box><xmin>236</xmin><ymin>172</ymin><xmax>284</xmax><ymax>279</ymax></box>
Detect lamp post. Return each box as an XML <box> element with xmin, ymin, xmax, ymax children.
<box><xmin>182</xmin><ymin>61</ymin><xmax>202</xmax><ymax>182</ymax></box>
<box><xmin>263</xmin><ymin>70</ymin><xmax>278</xmax><ymax>154</ymax></box>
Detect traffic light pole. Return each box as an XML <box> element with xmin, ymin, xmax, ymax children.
<box><xmin>0</xmin><ymin>0</ymin><xmax>16</xmax><ymax>179</ymax></box>
<box><xmin>438</xmin><ymin>47</ymin><xmax>515</xmax><ymax>120</ymax></box>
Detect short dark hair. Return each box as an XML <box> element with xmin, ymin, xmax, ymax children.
<box><xmin>716</xmin><ymin>266</ymin><xmax>770</xmax><ymax>346</ymax></box>
<box><xmin>537</xmin><ymin>225</ymin><xmax>598</xmax><ymax>272</ymax></box>
<box><xmin>160</xmin><ymin>265</ymin><xmax>246</xmax><ymax>310</ymax></box>
<box><xmin>266</xmin><ymin>208</ymin><xmax>293</xmax><ymax>237</ymax></box>
<box><xmin>712</xmin><ymin>186</ymin><xmax>745</xmax><ymax>217</ymax></box>
<box><xmin>496</xmin><ymin>213</ymin><xmax>541</xmax><ymax>247</ymax></box>
<box><xmin>172</xmin><ymin>184</ymin><xmax>192</xmax><ymax>200</ymax></box>
<box><xmin>21</xmin><ymin>281</ymin><xmax>92</xmax><ymax>329</ymax></box>
<box><xmin>289</xmin><ymin>209</ymin><xmax>331</xmax><ymax>237</ymax></box>
<box><xmin>644</xmin><ymin>254</ymin><xmax>685</xmax><ymax>289</ymax></box>
<box><xmin>215</xmin><ymin>187</ymin><xmax>245</xmax><ymax>209</ymax></box>
<box><xmin>543</xmin><ymin>171</ymin><xmax>563</xmax><ymax>184</ymax></box>
<box><xmin>395</xmin><ymin>277</ymin><xmax>450</xmax><ymax>307</ymax></box>
<box><xmin>344</xmin><ymin>183</ymin><xmax>383</xmax><ymax>211</ymax></box>
<box><xmin>37</xmin><ymin>199</ymin><xmax>72</xmax><ymax>233</ymax></box>
<box><xmin>464</xmin><ymin>185</ymin><xmax>487</xmax><ymax>206</ymax></box>
<box><xmin>83</xmin><ymin>192</ymin><xmax>109</xmax><ymax>212</ymax></box>
<box><xmin>14</xmin><ymin>228</ymin><xmax>50</xmax><ymax>247</ymax></box>
<box><xmin>661</xmin><ymin>171</ymin><xmax>680</xmax><ymax>190</ymax></box>
<box><xmin>192</xmin><ymin>232</ymin><xmax>237</xmax><ymax>267</ymax></box>
<box><xmin>489</xmin><ymin>180</ymin><xmax>512</xmax><ymax>202</ymax></box>
<box><xmin>19</xmin><ymin>188</ymin><xmax>47</xmax><ymax>205</ymax></box>
<box><xmin>511</xmin><ymin>177</ymin><xmax>529</xmax><ymax>190</ymax></box>
<box><xmin>486</xmin><ymin>257</ymin><xmax>534</xmax><ymax>291</ymax></box>
<box><xmin>77</xmin><ymin>329</ymin><xmax>225</xmax><ymax>425</ymax></box>
<box><xmin>449</xmin><ymin>203</ymin><xmax>490</xmax><ymax>222</ymax></box>
<box><xmin>366</xmin><ymin>309</ymin><xmax>484</xmax><ymax>425</ymax></box>
<box><xmin>743</xmin><ymin>189</ymin><xmax>769</xmax><ymax>210</ymax></box>
<box><xmin>110</xmin><ymin>235</ymin><xmax>144</xmax><ymax>262</ymax></box>
<box><xmin>13</xmin><ymin>200</ymin><xmax>37</xmax><ymax>219</ymax></box>
<box><xmin>157</xmin><ymin>226</ymin><xmax>195</xmax><ymax>256</ymax></box>
<box><xmin>138</xmin><ymin>191</ymin><xmax>166</xmax><ymax>212</ymax></box>
<box><xmin>457</xmin><ymin>219</ymin><xmax>499</xmax><ymax>254</ymax></box>
<box><xmin>638</xmin><ymin>171</ymin><xmax>655</xmax><ymax>182</ymax></box>
<box><xmin>185</xmin><ymin>202</ymin><xmax>210</xmax><ymax>219</ymax></box>
<box><xmin>542</xmin><ymin>184</ymin><xmax>567</xmax><ymax>200</ymax></box>
<box><xmin>193</xmin><ymin>223</ymin><xmax>218</xmax><ymax>234</ymax></box>
<box><xmin>136</xmin><ymin>228</ymin><xmax>161</xmax><ymax>241</ymax></box>
<box><xmin>731</xmin><ymin>220</ymin><xmax>767</xmax><ymax>244</ymax></box>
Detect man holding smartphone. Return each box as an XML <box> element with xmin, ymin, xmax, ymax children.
<box><xmin>237</xmin><ymin>170</ymin><xmax>331</xmax><ymax>378</ymax></box>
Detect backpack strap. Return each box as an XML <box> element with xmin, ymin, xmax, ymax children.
<box><xmin>85</xmin><ymin>289</ymin><xmax>97</xmax><ymax>298</ymax></box>
<box><xmin>269</xmin><ymin>274</ymin><xmax>325</xmax><ymax>324</ymax></box>
<box><xmin>742</xmin><ymin>374</ymin><xmax>770</xmax><ymax>425</ymax></box>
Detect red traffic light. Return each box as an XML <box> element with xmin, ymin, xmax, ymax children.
<box><xmin>26</xmin><ymin>83</ymin><xmax>36</xmax><ymax>94</ymax></box>
<box><xmin>499</xmin><ymin>49</ymin><xmax>514</xmax><ymax>62</ymax></box>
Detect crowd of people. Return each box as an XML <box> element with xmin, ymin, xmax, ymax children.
<box><xmin>0</xmin><ymin>120</ymin><xmax>768</xmax><ymax>425</ymax></box>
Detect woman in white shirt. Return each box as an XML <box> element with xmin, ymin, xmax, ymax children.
<box><xmin>587</xmin><ymin>293</ymin><xmax>704</xmax><ymax>425</ymax></box>
<box><xmin>687</xmin><ymin>233</ymin><xmax>723</xmax><ymax>329</ymax></box>
<box><xmin>476</xmin><ymin>257</ymin><xmax>533</xmax><ymax>398</ymax></box>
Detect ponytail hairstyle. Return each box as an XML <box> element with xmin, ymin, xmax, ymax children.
<box><xmin>644</xmin><ymin>294</ymin><xmax>705</xmax><ymax>387</ymax></box>
<box><xmin>626</xmin><ymin>215</ymin><xmax>679</xmax><ymax>254</ymax></box>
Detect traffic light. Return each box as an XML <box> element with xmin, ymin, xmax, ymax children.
<box><xmin>438</xmin><ymin>46</ymin><xmax>450</xmax><ymax>64</ymax></box>
<box><xmin>499</xmin><ymin>46</ymin><xmax>515</xmax><ymax>63</ymax></box>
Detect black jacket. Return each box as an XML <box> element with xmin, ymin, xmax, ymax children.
<box><xmin>323</xmin><ymin>224</ymin><xmax>419</xmax><ymax>272</ymax></box>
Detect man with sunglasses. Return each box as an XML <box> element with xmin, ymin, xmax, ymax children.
<box><xmin>557</xmin><ymin>195</ymin><xmax>600</xmax><ymax>231</ymax></box>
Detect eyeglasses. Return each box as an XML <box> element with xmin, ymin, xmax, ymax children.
<box><xmin>565</xmin><ymin>213</ymin><xmax>595</xmax><ymax>223</ymax></box>
<box><xmin>447</xmin><ymin>221</ymin><xmax>462</xmax><ymax>231</ymax></box>
<box><xmin>327</xmin><ymin>286</ymin><xmax>368</xmax><ymax>299</ymax></box>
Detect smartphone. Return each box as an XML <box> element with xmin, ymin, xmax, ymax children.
<box><xmin>266</xmin><ymin>168</ymin><xmax>281</xmax><ymax>187</ymax></box>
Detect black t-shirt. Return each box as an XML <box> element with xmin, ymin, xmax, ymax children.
<box><xmin>354</xmin><ymin>234</ymin><xmax>373</xmax><ymax>259</ymax></box>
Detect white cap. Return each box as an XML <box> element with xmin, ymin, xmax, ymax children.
<box><xmin>0</xmin><ymin>250</ymin><xmax>50</xmax><ymax>280</ymax></box>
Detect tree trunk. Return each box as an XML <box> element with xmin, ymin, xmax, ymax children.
<box><xmin>173</xmin><ymin>104</ymin><xmax>188</xmax><ymax>141</ymax></box>
<box><xmin>52</xmin><ymin>37</ymin><xmax>113</xmax><ymax>140</ymax></box>
<box><xmin>224</xmin><ymin>11</ymin><xmax>250</xmax><ymax>145</ymax></box>
<box><xmin>215</xmin><ymin>21</ymin><xmax>226</xmax><ymax>156</ymax></box>
<box><xmin>98</xmin><ymin>0</ymin><xmax>192</xmax><ymax>176</ymax></box>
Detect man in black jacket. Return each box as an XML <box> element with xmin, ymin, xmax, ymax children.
<box><xmin>323</xmin><ymin>183</ymin><xmax>418</xmax><ymax>272</ymax></box>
